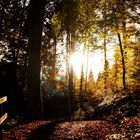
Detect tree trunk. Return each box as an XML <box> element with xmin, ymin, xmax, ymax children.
<box><xmin>104</xmin><ymin>34</ymin><xmax>107</xmax><ymax>94</ymax></box>
<box><xmin>79</xmin><ymin>45</ymin><xmax>85</xmax><ymax>109</ymax></box>
<box><xmin>27</xmin><ymin>0</ymin><xmax>46</xmax><ymax>119</ymax></box>
<box><xmin>67</xmin><ymin>32</ymin><xmax>74</xmax><ymax>118</ymax></box>
<box><xmin>103</xmin><ymin>0</ymin><xmax>107</xmax><ymax>94</ymax></box>
<box><xmin>84</xmin><ymin>43</ymin><xmax>89</xmax><ymax>94</ymax></box>
<box><xmin>114</xmin><ymin>57</ymin><xmax>118</xmax><ymax>92</ymax></box>
<box><xmin>117</xmin><ymin>33</ymin><xmax>126</xmax><ymax>91</ymax></box>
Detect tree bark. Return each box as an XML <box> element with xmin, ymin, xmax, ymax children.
<box><xmin>84</xmin><ymin>42</ymin><xmax>89</xmax><ymax>94</ymax></box>
<box><xmin>27</xmin><ymin>0</ymin><xmax>46</xmax><ymax>119</ymax></box>
<box><xmin>117</xmin><ymin>33</ymin><xmax>126</xmax><ymax>91</ymax></box>
<box><xmin>67</xmin><ymin>32</ymin><xmax>74</xmax><ymax>118</ymax></box>
<box><xmin>104</xmin><ymin>34</ymin><xmax>107</xmax><ymax>94</ymax></box>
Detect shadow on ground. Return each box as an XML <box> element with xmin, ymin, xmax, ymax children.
<box><xmin>27</xmin><ymin>121</ymin><xmax>57</xmax><ymax>140</ymax></box>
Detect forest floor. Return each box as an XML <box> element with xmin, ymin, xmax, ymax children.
<box><xmin>2</xmin><ymin>93</ymin><xmax>140</xmax><ymax>140</ymax></box>
<box><xmin>3</xmin><ymin>116</ymin><xmax>140</xmax><ymax>140</ymax></box>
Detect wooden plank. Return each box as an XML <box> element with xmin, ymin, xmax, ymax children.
<box><xmin>0</xmin><ymin>96</ymin><xmax>7</xmax><ymax>104</ymax></box>
<box><xmin>0</xmin><ymin>113</ymin><xmax>8</xmax><ymax>124</ymax></box>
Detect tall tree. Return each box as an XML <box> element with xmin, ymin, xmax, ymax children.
<box><xmin>27</xmin><ymin>0</ymin><xmax>46</xmax><ymax>118</ymax></box>
<box><xmin>84</xmin><ymin>42</ymin><xmax>90</xmax><ymax>93</ymax></box>
<box><xmin>79</xmin><ymin>45</ymin><xmax>85</xmax><ymax>108</ymax></box>
<box><xmin>117</xmin><ymin>32</ymin><xmax>126</xmax><ymax>91</ymax></box>
<box><xmin>0</xmin><ymin>0</ymin><xmax>29</xmax><ymax>115</ymax></box>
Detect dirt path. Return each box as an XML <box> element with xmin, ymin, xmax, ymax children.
<box><xmin>3</xmin><ymin>118</ymin><xmax>140</xmax><ymax>140</ymax></box>
<box><xmin>3</xmin><ymin>120</ymin><xmax>118</xmax><ymax>140</ymax></box>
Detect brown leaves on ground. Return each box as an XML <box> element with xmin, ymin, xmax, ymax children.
<box><xmin>50</xmin><ymin>120</ymin><xmax>118</xmax><ymax>140</ymax></box>
<box><xmin>3</xmin><ymin>117</ymin><xmax>140</xmax><ymax>140</ymax></box>
<box><xmin>119</xmin><ymin>117</ymin><xmax>140</xmax><ymax>139</ymax></box>
<box><xmin>3</xmin><ymin>121</ymin><xmax>48</xmax><ymax>140</ymax></box>
<box><xmin>3</xmin><ymin>120</ymin><xmax>118</xmax><ymax>140</ymax></box>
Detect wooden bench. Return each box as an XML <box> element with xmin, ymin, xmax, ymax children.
<box><xmin>0</xmin><ymin>96</ymin><xmax>8</xmax><ymax>137</ymax></box>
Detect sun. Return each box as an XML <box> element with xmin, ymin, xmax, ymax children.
<box><xmin>70</xmin><ymin>50</ymin><xmax>104</xmax><ymax>81</ymax></box>
<box><xmin>70</xmin><ymin>52</ymin><xmax>83</xmax><ymax>78</ymax></box>
<box><xmin>59</xmin><ymin>43</ymin><xmax>114</xmax><ymax>82</ymax></box>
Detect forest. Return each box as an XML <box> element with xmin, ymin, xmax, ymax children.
<box><xmin>0</xmin><ymin>0</ymin><xmax>140</xmax><ymax>139</ymax></box>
